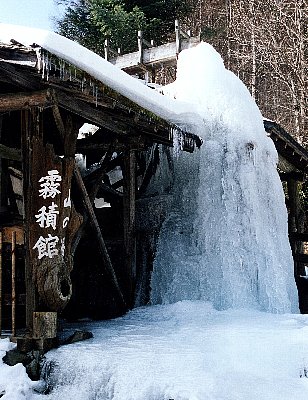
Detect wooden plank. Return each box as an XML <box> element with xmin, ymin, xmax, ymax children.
<box><xmin>122</xmin><ymin>149</ymin><xmax>136</xmax><ymax>307</ymax></box>
<box><xmin>279</xmin><ymin>171</ymin><xmax>304</xmax><ymax>182</ymax></box>
<box><xmin>289</xmin><ymin>232</ymin><xmax>308</xmax><ymax>242</ymax></box>
<box><xmin>109</xmin><ymin>37</ymin><xmax>200</xmax><ymax>70</ymax></box>
<box><xmin>0</xmin><ymin>89</ymin><xmax>54</xmax><ymax>112</ymax></box>
<box><xmin>294</xmin><ymin>254</ymin><xmax>308</xmax><ymax>264</ymax></box>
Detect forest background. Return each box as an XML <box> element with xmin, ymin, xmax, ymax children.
<box><xmin>56</xmin><ymin>0</ymin><xmax>307</xmax><ymax>145</ymax></box>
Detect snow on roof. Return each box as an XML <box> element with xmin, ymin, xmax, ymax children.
<box><xmin>0</xmin><ymin>24</ymin><xmax>201</xmax><ymax>131</ymax></box>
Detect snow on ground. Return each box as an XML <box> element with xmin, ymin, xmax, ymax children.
<box><xmin>0</xmin><ymin>338</ymin><xmax>36</xmax><ymax>399</ymax></box>
<box><xmin>1</xmin><ymin>302</ymin><xmax>308</xmax><ymax>400</ymax></box>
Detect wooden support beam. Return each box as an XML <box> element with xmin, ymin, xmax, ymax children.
<box><xmin>293</xmin><ymin>254</ymin><xmax>308</xmax><ymax>264</ymax></box>
<box><xmin>74</xmin><ymin>164</ymin><xmax>126</xmax><ymax>309</ymax></box>
<box><xmin>138</xmin><ymin>30</ymin><xmax>144</xmax><ymax>65</ymax></box>
<box><xmin>88</xmin><ymin>145</ymin><xmax>115</xmax><ymax>202</ymax></box>
<box><xmin>0</xmin><ymin>232</ymin><xmax>2</xmax><ymax>336</ymax></box>
<box><xmin>21</xmin><ymin>109</ymin><xmax>38</xmax><ymax>331</ymax></box>
<box><xmin>287</xmin><ymin>178</ymin><xmax>305</xmax><ymax>276</ymax></box>
<box><xmin>51</xmin><ymin>102</ymin><xmax>79</xmax><ymax>157</ymax></box>
<box><xmin>0</xmin><ymin>89</ymin><xmax>54</xmax><ymax>112</ymax></box>
<box><xmin>287</xmin><ymin>179</ymin><xmax>301</xmax><ymax>234</ymax></box>
<box><xmin>279</xmin><ymin>171</ymin><xmax>305</xmax><ymax>182</ymax></box>
<box><xmin>0</xmin><ymin>144</ymin><xmax>21</xmax><ymax>161</ymax></box>
<box><xmin>122</xmin><ymin>149</ymin><xmax>136</xmax><ymax>307</ymax></box>
<box><xmin>0</xmin><ymin>116</ymin><xmax>3</xmax><ymax>210</ymax></box>
<box><xmin>289</xmin><ymin>232</ymin><xmax>308</xmax><ymax>242</ymax></box>
<box><xmin>11</xmin><ymin>231</ymin><xmax>16</xmax><ymax>337</ymax></box>
<box><xmin>56</xmin><ymin>90</ymin><xmax>129</xmax><ymax>136</ymax></box>
<box><xmin>0</xmin><ymin>62</ymin><xmax>42</xmax><ymax>90</ymax></box>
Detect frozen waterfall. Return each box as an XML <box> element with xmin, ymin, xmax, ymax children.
<box><xmin>150</xmin><ymin>43</ymin><xmax>298</xmax><ymax>313</ymax></box>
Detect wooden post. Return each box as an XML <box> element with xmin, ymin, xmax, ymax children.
<box><xmin>33</xmin><ymin>312</ymin><xmax>57</xmax><ymax>339</ymax></box>
<box><xmin>123</xmin><ymin>149</ymin><xmax>136</xmax><ymax>307</ymax></box>
<box><xmin>138</xmin><ymin>30</ymin><xmax>143</xmax><ymax>65</ymax></box>
<box><xmin>104</xmin><ymin>38</ymin><xmax>110</xmax><ymax>61</ymax></box>
<box><xmin>0</xmin><ymin>115</ymin><xmax>4</xmax><ymax>211</ymax></box>
<box><xmin>175</xmin><ymin>19</ymin><xmax>181</xmax><ymax>56</ymax></box>
<box><xmin>0</xmin><ymin>232</ymin><xmax>2</xmax><ymax>336</ymax></box>
<box><xmin>21</xmin><ymin>110</ymin><xmax>38</xmax><ymax>332</ymax></box>
<box><xmin>11</xmin><ymin>231</ymin><xmax>16</xmax><ymax>337</ymax></box>
<box><xmin>287</xmin><ymin>178</ymin><xmax>304</xmax><ymax>276</ymax></box>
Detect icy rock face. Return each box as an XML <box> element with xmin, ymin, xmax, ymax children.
<box><xmin>151</xmin><ymin>43</ymin><xmax>298</xmax><ymax>313</ymax></box>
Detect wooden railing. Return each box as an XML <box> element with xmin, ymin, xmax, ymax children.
<box><xmin>0</xmin><ymin>228</ymin><xmax>24</xmax><ymax>337</ymax></box>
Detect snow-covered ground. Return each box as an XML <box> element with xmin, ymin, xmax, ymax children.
<box><xmin>1</xmin><ymin>302</ymin><xmax>308</xmax><ymax>400</ymax></box>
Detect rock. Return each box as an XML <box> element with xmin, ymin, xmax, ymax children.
<box><xmin>2</xmin><ymin>349</ymin><xmax>32</xmax><ymax>367</ymax></box>
<box><xmin>61</xmin><ymin>330</ymin><xmax>93</xmax><ymax>345</ymax></box>
<box><xmin>3</xmin><ymin>348</ymin><xmax>43</xmax><ymax>380</ymax></box>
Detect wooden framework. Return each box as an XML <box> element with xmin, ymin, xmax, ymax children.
<box><xmin>0</xmin><ymin>41</ymin><xmax>201</xmax><ymax>346</ymax></box>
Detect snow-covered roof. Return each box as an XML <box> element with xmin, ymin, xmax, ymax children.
<box><xmin>0</xmin><ymin>24</ymin><xmax>201</xmax><ymax>131</ymax></box>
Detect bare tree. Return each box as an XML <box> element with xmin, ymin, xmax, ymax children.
<box><xmin>185</xmin><ymin>0</ymin><xmax>308</xmax><ymax>143</ymax></box>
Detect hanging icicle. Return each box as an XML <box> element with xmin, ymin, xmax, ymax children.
<box><xmin>95</xmin><ymin>86</ymin><xmax>98</xmax><ymax>107</ymax></box>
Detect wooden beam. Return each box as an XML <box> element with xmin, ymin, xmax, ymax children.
<box><xmin>108</xmin><ymin>37</ymin><xmax>200</xmax><ymax>71</ymax></box>
<box><xmin>0</xmin><ymin>61</ymin><xmax>42</xmax><ymax>90</ymax></box>
<box><xmin>21</xmin><ymin>109</ymin><xmax>38</xmax><ymax>331</ymax></box>
<box><xmin>289</xmin><ymin>232</ymin><xmax>308</xmax><ymax>242</ymax></box>
<box><xmin>0</xmin><ymin>144</ymin><xmax>21</xmax><ymax>161</ymax></box>
<box><xmin>74</xmin><ymin>164</ymin><xmax>127</xmax><ymax>309</ymax></box>
<box><xmin>122</xmin><ymin>149</ymin><xmax>136</xmax><ymax>307</ymax></box>
<box><xmin>279</xmin><ymin>171</ymin><xmax>305</xmax><ymax>182</ymax></box>
<box><xmin>56</xmin><ymin>86</ymin><xmax>173</xmax><ymax>145</ymax></box>
<box><xmin>0</xmin><ymin>232</ymin><xmax>2</xmax><ymax>336</ymax></box>
<box><xmin>88</xmin><ymin>145</ymin><xmax>115</xmax><ymax>202</ymax></box>
<box><xmin>293</xmin><ymin>254</ymin><xmax>308</xmax><ymax>264</ymax></box>
<box><xmin>0</xmin><ymin>89</ymin><xmax>54</xmax><ymax>112</ymax></box>
<box><xmin>287</xmin><ymin>178</ymin><xmax>305</xmax><ymax>276</ymax></box>
<box><xmin>56</xmin><ymin>90</ymin><xmax>129</xmax><ymax>136</ymax></box>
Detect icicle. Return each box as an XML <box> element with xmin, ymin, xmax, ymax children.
<box><xmin>95</xmin><ymin>86</ymin><xmax>98</xmax><ymax>107</ymax></box>
<box><xmin>45</xmin><ymin>53</ymin><xmax>49</xmax><ymax>81</ymax></box>
<box><xmin>172</xmin><ymin>127</ymin><xmax>184</xmax><ymax>157</ymax></box>
<box><xmin>41</xmin><ymin>51</ymin><xmax>45</xmax><ymax>80</ymax></box>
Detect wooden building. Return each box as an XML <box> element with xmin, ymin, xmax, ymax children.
<box><xmin>0</xmin><ymin>39</ymin><xmax>200</xmax><ymax>348</ymax></box>
<box><xmin>0</xmin><ymin>31</ymin><xmax>308</xmax><ymax>355</ymax></box>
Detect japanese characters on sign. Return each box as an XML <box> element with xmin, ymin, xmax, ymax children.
<box><xmin>32</xmin><ymin>170</ymin><xmax>71</xmax><ymax>260</ymax></box>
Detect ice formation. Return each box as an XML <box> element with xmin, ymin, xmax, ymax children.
<box><xmin>151</xmin><ymin>43</ymin><xmax>298</xmax><ymax>313</ymax></box>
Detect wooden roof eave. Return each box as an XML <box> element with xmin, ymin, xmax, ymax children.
<box><xmin>264</xmin><ymin>120</ymin><xmax>308</xmax><ymax>174</ymax></box>
<box><xmin>0</xmin><ymin>49</ymin><xmax>201</xmax><ymax>152</ymax></box>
